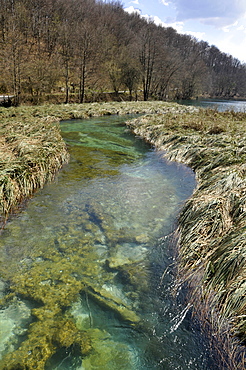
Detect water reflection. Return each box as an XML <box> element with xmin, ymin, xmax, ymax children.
<box><xmin>0</xmin><ymin>115</ymin><xmax>216</xmax><ymax>369</ymax></box>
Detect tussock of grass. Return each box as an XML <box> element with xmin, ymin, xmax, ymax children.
<box><xmin>127</xmin><ymin>108</ymin><xmax>246</xmax><ymax>367</ymax></box>
<box><xmin>0</xmin><ymin>114</ymin><xmax>69</xmax><ymax>224</ymax></box>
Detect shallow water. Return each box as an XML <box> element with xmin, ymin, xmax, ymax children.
<box><xmin>179</xmin><ymin>98</ymin><xmax>246</xmax><ymax>112</ymax></box>
<box><xmin>0</xmin><ymin>115</ymin><xmax>216</xmax><ymax>369</ymax></box>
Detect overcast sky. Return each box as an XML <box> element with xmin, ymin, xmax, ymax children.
<box><xmin>123</xmin><ymin>0</ymin><xmax>246</xmax><ymax>63</ymax></box>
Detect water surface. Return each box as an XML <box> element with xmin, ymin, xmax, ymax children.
<box><xmin>0</xmin><ymin>115</ymin><xmax>216</xmax><ymax>369</ymax></box>
<box><xmin>179</xmin><ymin>98</ymin><xmax>246</xmax><ymax>112</ymax></box>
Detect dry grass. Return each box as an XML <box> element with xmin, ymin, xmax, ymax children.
<box><xmin>0</xmin><ymin>112</ymin><xmax>69</xmax><ymax>225</ymax></box>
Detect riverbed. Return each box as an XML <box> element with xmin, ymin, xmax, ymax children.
<box><xmin>0</xmin><ymin>114</ymin><xmax>217</xmax><ymax>369</ymax></box>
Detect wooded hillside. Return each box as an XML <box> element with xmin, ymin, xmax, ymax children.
<box><xmin>1</xmin><ymin>0</ymin><xmax>246</xmax><ymax>104</ymax></box>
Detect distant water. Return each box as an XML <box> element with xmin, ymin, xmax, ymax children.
<box><xmin>178</xmin><ymin>98</ymin><xmax>246</xmax><ymax>112</ymax></box>
<box><xmin>0</xmin><ymin>115</ymin><xmax>218</xmax><ymax>369</ymax></box>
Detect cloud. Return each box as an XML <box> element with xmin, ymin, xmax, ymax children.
<box><xmin>124</xmin><ymin>6</ymin><xmax>141</xmax><ymax>15</ymax></box>
<box><xmin>215</xmin><ymin>30</ymin><xmax>246</xmax><ymax>62</ymax></box>
<box><xmin>160</xmin><ymin>0</ymin><xmax>170</xmax><ymax>5</ymax></box>
<box><xmin>184</xmin><ymin>30</ymin><xmax>206</xmax><ymax>40</ymax></box>
<box><xmin>141</xmin><ymin>14</ymin><xmax>168</xmax><ymax>27</ymax></box>
<box><xmin>125</xmin><ymin>5</ymin><xmax>185</xmax><ymax>33</ymax></box>
<box><xmin>169</xmin><ymin>0</ymin><xmax>246</xmax><ymax>27</ymax></box>
<box><xmin>221</xmin><ymin>21</ymin><xmax>238</xmax><ymax>33</ymax></box>
<box><xmin>130</xmin><ymin>0</ymin><xmax>140</xmax><ymax>4</ymax></box>
<box><xmin>237</xmin><ymin>24</ymin><xmax>246</xmax><ymax>33</ymax></box>
<box><xmin>138</xmin><ymin>12</ymin><xmax>185</xmax><ymax>33</ymax></box>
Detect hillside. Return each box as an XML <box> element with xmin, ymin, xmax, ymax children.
<box><xmin>1</xmin><ymin>0</ymin><xmax>246</xmax><ymax>105</ymax></box>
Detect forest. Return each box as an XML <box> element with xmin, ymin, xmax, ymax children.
<box><xmin>1</xmin><ymin>0</ymin><xmax>246</xmax><ymax>105</ymax></box>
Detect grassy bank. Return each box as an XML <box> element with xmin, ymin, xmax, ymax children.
<box><xmin>0</xmin><ymin>112</ymin><xmax>69</xmax><ymax>226</ymax></box>
<box><xmin>0</xmin><ymin>102</ymin><xmax>245</xmax><ymax>368</ymax></box>
<box><xmin>126</xmin><ymin>109</ymin><xmax>246</xmax><ymax>368</ymax></box>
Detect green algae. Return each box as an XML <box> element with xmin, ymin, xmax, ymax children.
<box><xmin>0</xmin><ymin>203</ymin><xmax>143</xmax><ymax>369</ymax></box>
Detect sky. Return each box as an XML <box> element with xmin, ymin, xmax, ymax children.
<box><xmin>123</xmin><ymin>0</ymin><xmax>246</xmax><ymax>63</ymax></box>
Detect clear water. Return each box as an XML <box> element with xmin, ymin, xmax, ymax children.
<box><xmin>0</xmin><ymin>115</ymin><xmax>216</xmax><ymax>369</ymax></box>
<box><xmin>178</xmin><ymin>98</ymin><xmax>246</xmax><ymax>112</ymax></box>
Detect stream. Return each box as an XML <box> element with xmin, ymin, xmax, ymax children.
<box><xmin>0</xmin><ymin>114</ymin><xmax>217</xmax><ymax>369</ymax></box>
<box><xmin>178</xmin><ymin>98</ymin><xmax>246</xmax><ymax>112</ymax></box>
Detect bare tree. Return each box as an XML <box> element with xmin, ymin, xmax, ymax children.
<box><xmin>1</xmin><ymin>0</ymin><xmax>246</xmax><ymax>103</ymax></box>
<box><xmin>138</xmin><ymin>23</ymin><xmax>157</xmax><ymax>101</ymax></box>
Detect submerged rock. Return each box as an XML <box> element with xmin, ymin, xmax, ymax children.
<box><xmin>0</xmin><ymin>279</ymin><xmax>5</xmax><ymax>299</ymax></box>
<box><xmin>80</xmin><ymin>328</ymin><xmax>139</xmax><ymax>370</ymax></box>
<box><xmin>107</xmin><ymin>242</ymin><xmax>148</xmax><ymax>268</ymax></box>
<box><xmin>0</xmin><ymin>299</ymin><xmax>32</xmax><ymax>360</ymax></box>
<box><xmin>86</xmin><ymin>285</ymin><xmax>141</xmax><ymax>324</ymax></box>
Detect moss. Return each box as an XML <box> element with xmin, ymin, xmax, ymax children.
<box><xmin>0</xmin><ymin>189</ymin><xmax>146</xmax><ymax>367</ymax></box>
<box><xmin>1</xmin><ymin>316</ymin><xmax>92</xmax><ymax>370</ymax></box>
<box><xmin>117</xmin><ymin>262</ymin><xmax>150</xmax><ymax>291</ymax></box>
<box><xmin>53</xmin><ymin>319</ymin><xmax>92</xmax><ymax>355</ymax></box>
